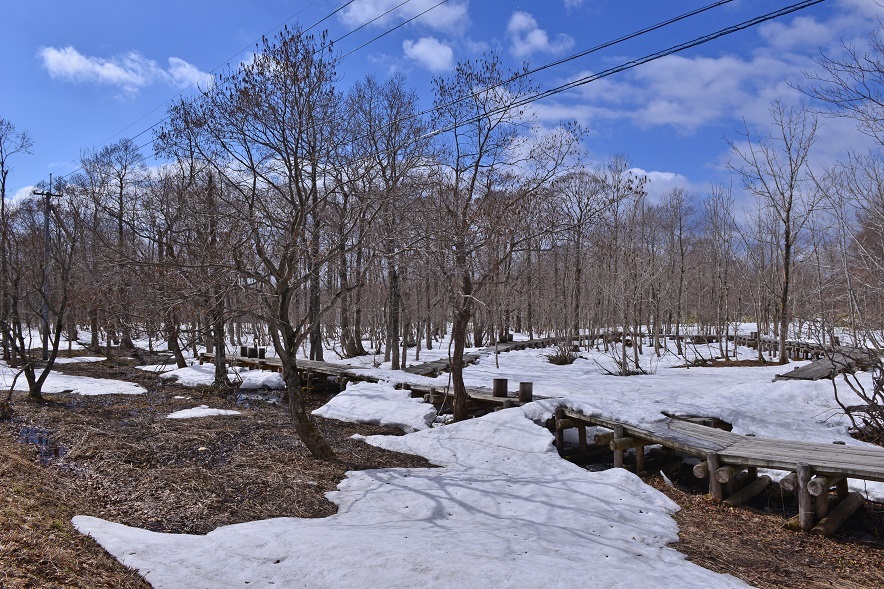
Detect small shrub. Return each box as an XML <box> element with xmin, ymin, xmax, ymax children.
<box><xmin>546</xmin><ymin>344</ymin><xmax>578</xmax><ymax>365</ymax></box>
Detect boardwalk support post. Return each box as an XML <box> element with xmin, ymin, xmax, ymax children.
<box><xmin>554</xmin><ymin>407</ymin><xmax>565</xmax><ymax>455</ymax></box>
<box><xmin>613</xmin><ymin>425</ymin><xmax>625</xmax><ymax>468</ymax></box>
<box><xmin>797</xmin><ymin>463</ymin><xmax>815</xmax><ymax>532</ymax></box>
<box><xmin>518</xmin><ymin>382</ymin><xmax>533</xmax><ymax>403</ymax></box>
<box><xmin>492</xmin><ymin>378</ymin><xmax>508</xmax><ymax>398</ymax></box>
<box><xmin>811</xmin><ymin>492</ymin><xmax>864</xmax><ymax>537</ymax></box>
<box><xmin>707</xmin><ymin>452</ymin><xmax>723</xmax><ymax>501</ymax></box>
<box><xmin>723</xmin><ymin>475</ymin><xmax>771</xmax><ymax>507</ymax></box>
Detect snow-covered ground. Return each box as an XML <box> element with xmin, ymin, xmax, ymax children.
<box><xmin>70</xmin><ymin>338</ymin><xmax>881</xmax><ymax>587</ymax></box>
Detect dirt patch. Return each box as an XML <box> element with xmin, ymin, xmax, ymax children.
<box><xmin>0</xmin><ymin>432</ymin><xmax>149</xmax><ymax>588</ymax></box>
<box><xmin>649</xmin><ymin>474</ymin><xmax>884</xmax><ymax>588</ymax></box>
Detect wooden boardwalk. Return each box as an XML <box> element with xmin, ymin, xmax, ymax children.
<box><xmin>556</xmin><ymin>408</ymin><xmax>883</xmax><ymax>535</ymax></box>
<box><xmin>775</xmin><ymin>351</ymin><xmax>877</xmax><ymax>381</ymax></box>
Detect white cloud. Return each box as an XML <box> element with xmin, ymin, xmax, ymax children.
<box><xmin>338</xmin><ymin>0</ymin><xmax>469</xmax><ymax>34</ymax></box>
<box><xmin>37</xmin><ymin>46</ymin><xmax>210</xmax><ymax>96</ymax></box>
<box><xmin>630</xmin><ymin>168</ymin><xmax>703</xmax><ymax>204</ymax></box>
<box><xmin>507</xmin><ymin>11</ymin><xmax>574</xmax><ymax>59</ymax></box>
<box><xmin>9</xmin><ymin>185</ymin><xmax>36</xmax><ymax>207</ymax></box>
<box><xmin>403</xmin><ymin>37</ymin><xmax>454</xmax><ymax>72</ymax></box>
<box><xmin>563</xmin><ymin>0</ymin><xmax>585</xmax><ymax>9</ymax></box>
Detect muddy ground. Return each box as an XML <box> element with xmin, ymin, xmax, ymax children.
<box><xmin>1</xmin><ymin>358</ymin><xmax>882</xmax><ymax>588</ymax></box>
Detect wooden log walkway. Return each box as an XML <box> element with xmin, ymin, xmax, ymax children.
<box><xmin>556</xmin><ymin>408</ymin><xmax>884</xmax><ymax>534</ymax></box>
<box><xmin>774</xmin><ymin>350</ymin><xmax>878</xmax><ymax>381</ymax></box>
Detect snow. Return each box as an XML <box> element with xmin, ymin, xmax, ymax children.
<box><xmin>52</xmin><ymin>356</ymin><xmax>106</xmax><ymax>364</ymax></box>
<box><xmin>160</xmin><ymin>364</ymin><xmax>285</xmax><ymax>389</ymax></box>
<box><xmin>74</xmin><ymin>405</ymin><xmax>747</xmax><ymax>588</ymax></box>
<box><xmin>313</xmin><ymin>381</ymin><xmax>437</xmax><ymax>432</ymax></box>
<box><xmin>0</xmin><ymin>363</ymin><xmax>146</xmax><ymax>396</ymax></box>
<box><xmin>166</xmin><ymin>405</ymin><xmax>241</xmax><ymax>419</ymax></box>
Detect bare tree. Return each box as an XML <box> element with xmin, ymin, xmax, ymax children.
<box><xmin>728</xmin><ymin>101</ymin><xmax>820</xmax><ymax>361</ymax></box>
<box><xmin>432</xmin><ymin>53</ymin><xmax>580</xmax><ymax>419</ymax></box>
<box><xmin>0</xmin><ymin>118</ymin><xmax>33</xmax><ymax>365</ymax></box>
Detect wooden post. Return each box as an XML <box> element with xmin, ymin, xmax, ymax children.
<box><xmin>723</xmin><ymin>475</ymin><xmax>771</xmax><ymax>507</ymax></box>
<box><xmin>780</xmin><ymin>472</ymin><xmax>799</xmax><ymax>493</ymax></box>
<box><xmin>835</xmin><ymin>478</ymin><xmax>849</xmax><ymax>499</ymax></box>
<box><xmin>577</xmin><ymin>425</ymin><xmax>588</xmax><ymax>452</ymax></box>
<box><xmin>554</xmin><ymin>407</ymin><xmax>565</xmax><ymax>455</ymax></box>
<box><xmin>593</xmin><ymin>431</ymin><xmax>614</xmax><ymax>446</ymax></box>
<box><xmin>808</xmin><ymin>476</ymin><xmax>842</xmax><ymax>497</ymax></box>
<box><xmin>613</xmin><ymin>425</ymin><xmax>625</xmax><ymax>468</ymax></box>
<box><xmin>492</xmin><ymin>378</ymin><xmax>508</xmax><ymax>398</ymax></box>
<box><xmin>811</xmin><ymin>492</ymin><xmax>864</xmax><ymax>537</ymax></box>
<box><xmin>635</xmin><ymin>444</ymin><xmax>646</xmax><ymax>474</ymax></box>
<box><xmin>692</xmin><ymin>462</ymin><xmax>709</xmax><ymax>479</ymax></box>
<box><xmin>796</xmin><ymin>463</ymin><xmax>815</xmax><ymax>532</ymax></box>
<box><xmin>707</xmin><ymin>452</ymin><xmax>723</xmax><ymax>501</ymax></box>
<box><xmin>518</xmin><ymin>382</ymin><xmax>533</xmax><ymax>403</ymax></box>
<box><xmin>816</xmin><ymin>493</ymin><xmax>831</xmax><ymax>520</ymax></box>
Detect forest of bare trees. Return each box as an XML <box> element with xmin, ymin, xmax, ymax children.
<box><xmin>1</xmin><ymin>26</ymin><xmax>882</xmax><ymax>454</ymax></box>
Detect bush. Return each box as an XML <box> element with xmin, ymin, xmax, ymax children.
<box><xmin>546</xmin><ymin>344</ymin><xmax>578</xmax><ymax>365</ymax></box>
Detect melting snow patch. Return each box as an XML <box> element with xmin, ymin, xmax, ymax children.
<box><xmin>166</xmin><ymin>405</ymin><xmax>241</xmax><ymax>419</ymax></box>
<box><xmin>0</xmin><ymin>365</ymin><xmax>145</xmax><ymax>395</ymax></box>
<box><xmin>161</xmin><ymin>365</ymin><xmax>285</xmax><ymax>389</ymax></box>
<box><xmin>312</xmin><ymin>381</ymin><xmax>437</xmax><ymax>433</ymax></box>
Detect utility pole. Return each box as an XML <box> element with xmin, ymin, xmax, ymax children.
<box><xmin>32</xmin><ymin>174</ymin><xmax>62</xmax><ymax>361</ymax></box>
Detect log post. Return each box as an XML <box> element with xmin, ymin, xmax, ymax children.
<box><xmin>692</xmin><ymin>462</ymin><xmax>709</xmax><ymax>479</ymax></box>
<box><xmin>796</xmin><ymin>463</ymin><xmax>815</xmax><ymax>532</ymax></box>
<box><xmin>779</xmin><ymin>472</ymin><xmax>799</xmax><ymax>493</ymax></box>
<box><xmin>635</xmin><ymin>444</ymin><xmax>646</xmax><ymax>473</ymax></box>
<box><xmin>811</xmin><ymin>492</ymin><xmax>864</xmax><ymax>537</ymax></box>
<box><xmin>835</xmin><ymin>478</ymin><xmax>849</xmax><ymax>499</ymax></box>
<box><xmin>577</xmin><ymin>425</ymin><xmax>588</xmax><ymax>452</ymax></box>
<box><xmin>613</xmin><ymin>425</ymin><xmax>625</xmax><ymax>468</ymax></box>
<box><xmin>707</xmin><ymin>452</ymin><xmax>723</xmax><ymax>501</ymax></box>
<box><xmin>554</xmin><ymin>407</ymin><xmax>565</xmax><ymax>455</ymax></box>
<box><xmin>593</xmin><ymin>431</ymin><xmax>614</xmax><ymax>446</ymax></box>
<box><xmin>715</xmin><ymin>466</ymin><xmax>741</xmax><ymax>484</ymax></box>
<box><xmin>518</xmin><ymin>382</ymin><xmax>533</xmax><ymax>403</ymax></box>
<box><xmin>492</xmin><ymin>378</ymin><xmax>508</xmax><ymax>398</ymax></box>
<box><xmin>723</xmin><ymin>475</ymin><xmax>771</xmax><ymax>507</ymax></box>
<box><xmin>808</xmin><ymin>476</ymin><xmax>842</xmax><ymax>497</ymax></box>
<box><xmin>816</xmin><ymin>493</ymin><xmax>831</xmax><ymax>520</ymax></box>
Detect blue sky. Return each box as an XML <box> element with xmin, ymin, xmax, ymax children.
<box><xmin>1</xmin><ymin>0</ymin><xmax>881</xmax><ymax>203</ymax></box>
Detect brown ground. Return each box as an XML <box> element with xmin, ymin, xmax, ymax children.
<box><xmin>2</xmin><ymin>358</ymin><xmax>883</xmax><ymax>588</ymax></box>
<box><xmin>648</xmin><ymin>469</ymin><xmax>884</xmax><ymax>589</ymax></box>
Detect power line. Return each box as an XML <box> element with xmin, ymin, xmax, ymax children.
<box><xmin>424</xmin><ymin>0</ymin><xmax>828</xmax><ymax>144</ymax></box>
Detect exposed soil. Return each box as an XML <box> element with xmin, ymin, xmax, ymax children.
<box><xmin>2</xmin><ymin>358</ymin><xmax>883</xmax><ymax>588</ymax></box>
<box><xmin>648</xmin><ymin>465</ymin><xmax>884</xmax><ymax>589</ymax></box>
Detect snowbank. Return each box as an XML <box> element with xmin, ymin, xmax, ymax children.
<box><xmin>0</xmin><ymin>364</ymin><xmax>146</xmax><ymax>395</ymax></box>
<box><xmin>313</xmin><ymin>381</ymin><xmax>436</xmax><ymax>432</ymax></box>
<box><xmin>161</xmin><ymin>365</ymin><xmax>285</xmax><ymax>389</ymax></box>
